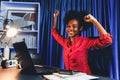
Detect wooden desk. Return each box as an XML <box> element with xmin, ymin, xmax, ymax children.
<box><xmin>0</xmin><ymin>67</ymin><xmax>114</xmax><ymax>80</ymax></box>
<box><xmin>0</xmin><ymin>67</ymin><xmax>43</xmax><ymax>80</ymax></box>
<box><xmin>0</xmin><ymin>67</ymin><xmax>20</xmax><ymax>80</ymax></box>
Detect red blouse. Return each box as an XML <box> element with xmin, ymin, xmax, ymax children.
<box><xmin>51</xmin><ymin>28</ymin><xmax>112</xmax><ymax>74</ymax></box>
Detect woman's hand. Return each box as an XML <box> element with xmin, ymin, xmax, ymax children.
<box><xmin>54</xmin><ymin>10</ymin><xmax>60</xmax><ymax>18</ymax></box>
<box><xmin>53</xmin><ymin>10</ymin><xmax>59</xmax><ymax>29</ymax></box>
<box><xmin>84</xmin><ymin>14</ymin><xmax>97</xmax><ymax>23</ymax></box>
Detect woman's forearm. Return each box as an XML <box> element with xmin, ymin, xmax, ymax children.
<box><xmin>84</xmin><ymin>14</ymin><xmax>108</xmax><ymax>35</ymax></box>
<box><xmin>92</xmin><ymin>19</ymin><xmax>107</xmax><ymax>35</ymax></box>
<box><xmin>53</xmin><ymin>17</ymin><xmax>57</xmax><ymax>29</ymax></box>
<box><xmin>52</xmin><ymin>10</ymin><xmax>59</xmax><ymax>29</ymax></box>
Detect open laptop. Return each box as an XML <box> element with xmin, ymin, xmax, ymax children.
<box><xmin>13</xmin><ymin>41</ymin><xmax>59</xmax><ymax>75</ymax></box>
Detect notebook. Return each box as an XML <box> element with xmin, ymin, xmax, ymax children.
<box><xmin>13</xmin><ymin>41</ymin><xmax>59</xmax><ymax>75</ymax></box>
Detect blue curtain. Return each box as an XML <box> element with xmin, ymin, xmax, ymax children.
<box><xmin>6</xmin><ymin>0</ymin><xmax>119</xmax><ymax>79</ymax></box>
<box><xmin>109</xmin><ymin>0</ymin><xmax>120</xmax><ymax>80</ymax></box>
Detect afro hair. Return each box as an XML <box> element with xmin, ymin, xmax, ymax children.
<box><xmin>64</xmin><ymin>10</ymin><xmax>93</xmax><ymax>30</ymax></box>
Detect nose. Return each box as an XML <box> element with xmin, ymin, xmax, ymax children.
<box><xmin>69</xmin><ymin>26</ymin><xmax>73</xmax><ymax>31</ymax></box>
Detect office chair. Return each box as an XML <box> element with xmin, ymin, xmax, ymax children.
<box><xmin>88</xmin><ymin>45</ymin><xmax>112</xmax><ymax>77</ymax></box>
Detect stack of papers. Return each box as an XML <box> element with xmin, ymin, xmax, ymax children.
<box><xmin>43</xmin><ymin>72</ymin><xmax>99</xmax><ymax>80</ymax></box>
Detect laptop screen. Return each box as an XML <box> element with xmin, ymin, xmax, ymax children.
<box><xmin>13</xmin><ymin>41</ymin><xmax>59</xmax><ymax>75</ymax></box>
<box><xmin>13</xmin><ymin>41</ymin><xmax>34</xmax><ymax>70</ymax></box>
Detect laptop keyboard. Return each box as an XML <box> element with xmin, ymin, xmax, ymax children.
<box><xmin>35</xmin><ymin>65</ymin><xmax>59</xmax><ymax>75</ymax></box>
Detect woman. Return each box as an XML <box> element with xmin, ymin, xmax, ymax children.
<box><xmin>51</xmin><ymin>10</ymin><xmax>112</xmax><ymax>74</ymax></box>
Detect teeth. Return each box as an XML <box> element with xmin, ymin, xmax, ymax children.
<box><xmin>69</xmin><ymin>32</ymin><xmax>73</xmax><ymax>33</ymax></box>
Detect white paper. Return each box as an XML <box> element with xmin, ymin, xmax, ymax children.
<box><xmin>43</xmin><ymin>72</ymin><xmax>99</xmax><ymax>80</ymax></box>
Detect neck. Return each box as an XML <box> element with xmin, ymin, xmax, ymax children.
<box><xmin>69</xmin><ymin>35</ymin><xmax>78</xmax><ymax>42</ymax></box>
<box><xmin>70</xmin><ymin>37</ymin><xmax>74</xmax><ymax>42</ymax></box>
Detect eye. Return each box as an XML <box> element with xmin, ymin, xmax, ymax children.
<box><xmin>72</xmin><ymin>25</ymin><xmax>78</xmax><ymax>28</ymax></box>
<box><xmin>66</xmin><ymin>25</ymin><xmax>70</xmax><ymax>28</ymax></box>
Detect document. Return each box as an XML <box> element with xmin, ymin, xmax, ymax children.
<box><xmin>43</xmin><ymin>72</ymin><xmax>99</xmax><ymax>80</ymax></box>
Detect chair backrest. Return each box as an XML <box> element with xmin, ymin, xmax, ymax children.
<box><xmin>88</xmin><ymin>45</ymin><xmax>112</xmax><ymax>77</ymax></box>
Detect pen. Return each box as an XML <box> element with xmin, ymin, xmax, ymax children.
<box><xmin>53</xmin><ymin>73</ymin><xmax>65</xmax><ymax>78</ymax></box>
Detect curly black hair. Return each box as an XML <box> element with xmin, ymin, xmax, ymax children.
<box><xmin>64</xmin><ymin>10</ymin><xmax>92</xmax><ymax>30</ymax></box>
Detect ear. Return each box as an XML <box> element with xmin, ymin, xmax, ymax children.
<box><xmin>79</xmin><ymin>27</ymin><xmax>83</xmax><ymax>31</ymax></box>
<box><xmin>66</xmin><ymin>27</ymin><xmax>68</xmax><ymax>32</ymax></box>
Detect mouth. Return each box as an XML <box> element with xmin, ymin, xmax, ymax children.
<box><xmin>67</xmin><ymin>30</ymin><xmax>79</xmax><ymax>37</ymax></box>
<box><xmin>68</xmin><ymin>31</ymin><xmax>75</xmax><ymax>36</ymax></box>
<box><xmin>69</xmin><ymin>31</ymin><xmax>74</xmax><ymax>34</ymax></box>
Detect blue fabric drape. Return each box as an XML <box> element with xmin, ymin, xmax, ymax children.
<box><xmin>109</xmin><ymin>0</ymin><xmax>119</xmax><ymax>80</ymax></box>
<box><xmin>3</xmin><ymin>0</ymin><xmax>119</xmax><ymax>79</ymax></box>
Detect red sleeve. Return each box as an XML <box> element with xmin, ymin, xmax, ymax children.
<box><xmin>86</xmin><ymin>33</ymin><xmax>112</xmax><ymax>49</ymax></box>
<box><xmin>51</xmin><ymin>28</ymin><xmax>66</xmax><ymax>47</ymax></box>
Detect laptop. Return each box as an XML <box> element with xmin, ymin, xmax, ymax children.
<box><xmin>13</xmin><ymin>41</ymin><xmax>59</xmax><ymax>75</ymax></box>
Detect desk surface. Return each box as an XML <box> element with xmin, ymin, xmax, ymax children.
<box><xmin>0</xmin><ymin>67</ymin><xmax>43</xmax><ymax>80</ymax></box>
<box><xmin>0</xmin><ymin>67</ymin><xmax>20</xmax><ymax>80</ymax></box>
<box><xmin>0</xmin><ymin>67</ymin><xmax>114</xmax><ymax>80</ymax></box>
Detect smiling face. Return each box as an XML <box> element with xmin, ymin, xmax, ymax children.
<box><xmin>66</xmin><ymin>19</ymin><xmax>82</xmax><ymax>39</ymax></box>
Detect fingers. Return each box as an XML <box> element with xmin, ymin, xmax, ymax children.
<box><xmin>54</xmin><ymin>10</ymin><xmax>59</xmax><ymax>14</ymax></box>
<box><xmin>84</xmin><ymin>14</ymin><xmax>96</xmax><ymax>23</ymax></box>
<box><xmin>84</xmin><ymin>14</ymin><xmax>90</xmax><ymax>21</ymax></box>
<box><xmin>54</xmin><ymin>10</ymin><xmax>59</xmax><ymax>17</ymax></box>
<box><xmin>85</xmin><ymin>15</ymin><xmax>90</xmax><ymax>20</ymax></box>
